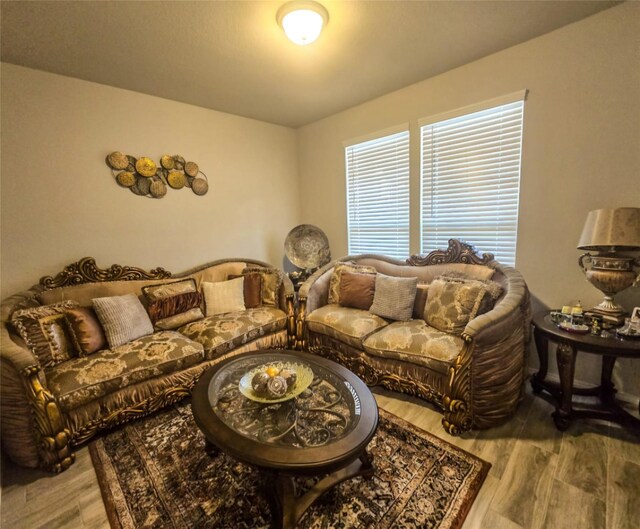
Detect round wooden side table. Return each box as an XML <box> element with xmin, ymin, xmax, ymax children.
<box><xmin>531</xmin><ymin>311</ymin><xmax>640</xmax><ymax>433</ymax></box>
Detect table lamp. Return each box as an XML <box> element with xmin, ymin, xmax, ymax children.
<box><xmin>577</xmin><ymin>207</ymin><xmax>640</xmax><ymax>324</ymax></box>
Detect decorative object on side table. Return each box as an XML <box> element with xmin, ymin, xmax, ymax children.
<box><xmin>106</xmin><ymin>152</ymin><xmax>209</xmax><ymax>198</ymax></box>
<box><xmin>531</xmin><ymin>310</ymin><xmax>640</xmax><ymax>433</ymax></box>
<box><xmin>284</xmin><ymin>224</ymin><xmax>331</xmax><ymax>290</ymax></box>
<box><xmin>577</xmin><ymin>207</ymin><xmax>640</xmax><ymax>325</ymax></box>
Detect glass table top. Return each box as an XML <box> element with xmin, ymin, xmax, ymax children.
<box><xmin>207</xmin><ymin>352</ymin><xmax>362</xmax><ymax>448</ymax></box>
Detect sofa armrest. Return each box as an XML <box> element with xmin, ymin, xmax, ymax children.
<box><xmin>296</xmin><ymin>263</ymin><xmax>336</xmax><ymax>349</ymax></box>
<box><xmin>279</xmin><ymin>274</ymin><xmax>296</xmax><ymax>348</ymax></box>
<box><xmin>1</xmin><ymin>326</ymin><xmax>74</xmax><ymax>472</ymax></box>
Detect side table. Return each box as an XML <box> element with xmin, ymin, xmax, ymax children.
<box><xmin>531</xmin><ymin>311</ymin><xmax>640</xmax><ymax>433</ymax></box>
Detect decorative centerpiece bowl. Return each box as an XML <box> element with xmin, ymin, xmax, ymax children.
<box><xmin>239</xmin><ymin>362</ymin><xmax>314</xmax><ymax>403</ymax></box>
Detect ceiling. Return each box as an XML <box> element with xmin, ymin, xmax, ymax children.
<box><xmin>1</xmin><ymin>1</ymin><xmax>620</xmax><ymax>128</ymax></box>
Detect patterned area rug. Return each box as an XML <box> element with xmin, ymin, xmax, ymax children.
<box><xmin>90</xmin><ymin>401</ymin><xmax>489</xmax><ymax>529</ymax></box>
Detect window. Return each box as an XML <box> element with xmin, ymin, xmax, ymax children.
<box><xmin>345</xmin><ymin>129</ymin><xmax>410</xmax><ymax>259</ymax></box>
<box><xmin>420</xmin><ymin>92</ymin><xmax>526</xmax><ymax>266</ymax></box>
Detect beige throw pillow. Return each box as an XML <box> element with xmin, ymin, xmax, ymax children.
<box><xmin>203</xmin><ymin>278</ymin><xmax>246</xmax><ymax>316</ymax></box>
<box><xmin>92</xmin><ymin>294</ymin><xmax>154</xmax><ymax>348</ymax></box>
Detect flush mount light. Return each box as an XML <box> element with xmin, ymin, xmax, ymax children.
<box><xmin>276</xmin><ymin>1</ymin><xmax>329</xmax><ymax>46</ymax></box>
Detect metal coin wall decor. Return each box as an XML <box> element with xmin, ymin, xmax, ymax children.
<box><xmin>106</xmin><ymin>152</ymin><xmax>210</xmax><ymax>199</ymax></box>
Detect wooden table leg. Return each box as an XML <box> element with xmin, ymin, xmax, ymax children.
<box><xmin>267</xmin><ymin>450</ymin><xmax>375</xmax><ymax>529</ymax></box>
<box><xmin>531</xmin><ymin>329</ymin><xmax>549</xmax><ymax>394</ymax></box>
<box><xmin>600</xmin><ymin>355</ymin><xmax>617</xmax><ymax>405</ymax></box>
<box><xmin>552</xmin><ymin>343</ymin><xmax>577</xmax><ymax>431</ymax></box>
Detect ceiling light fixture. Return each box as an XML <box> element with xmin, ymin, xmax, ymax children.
<box><xmin>276</xmin><ymin>1</ymin><xmax>329</xmax><ymax>46</ymax></box>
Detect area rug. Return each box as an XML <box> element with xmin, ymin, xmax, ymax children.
<box><xmin>90</xmin><ymin>401</ymin><xmax>489</xmax><ymax>529</ymax></box>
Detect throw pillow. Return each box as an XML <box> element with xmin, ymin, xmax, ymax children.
<box><xmin>143</xmin><ymin>279</ymin><xmax>204</xmax><ymax>331</ymax></box>
<box><xmin>242</xmin><ymin>267</ymin><xmax>282</xmax><ymax>307</ymax></box>
<box><xmin>229</xmin><ymin>272</ymin><xmax>262</xmax><ymax>308</ymax></box>
<box><xmin>412</xmin><ymin>284</ymin><xmax>429</xmax><ymax>319</ymax></box>
<box><xmin>424</xmin><ymin>277</ymin><xmax>503</xmax><ymax>335</ymax></box>
<box><xmin>65</xmin><ymin>306</ymin><xmax>107</xmax><ymax>356</ymax></box>
<box><xmin>328</xmin><ymin>263</ymin><xmax>377</xmax><ymax>304</ymax></box>
<box><xmin>203</xmin><ymin>278</ymin><xmax>246</xmax><ymax>316</ymax></box>
<box><xmin>154</xmin><ymin>308</ymin><xmax>205</xmax><ymax>331</ymax></box>
<box><xmin>92</xmin><ymin>294</ymin><xmax>154</xmax><ymax>348</ymax></box>
<box><xmin>142</xmin><ymin>279</ymin><xmax>197</xmax><ymax>303</ymax></box>
<box><xmin>12</xmin><ymin>300</ymin><xmax>79</xmax><ymax>368</ymax></box>
<box><xmin>369</xmin><ymin>274</ymin><xmax>418</xmax><ymax>321</ymax></box>
<box><xmin>338</xmin><ymin>271</ymin><xmax>376</xmax><ymax>310</ymax></box>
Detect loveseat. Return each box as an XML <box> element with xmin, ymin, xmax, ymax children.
<box><xmin>1</xmin><ymin>257</ymin><xmax>295</xmax><ymax>472</ymax></box>
<box><xmin>297</xmin><ymin>240</ymin><xmax>531</xmax><ymax>435</ymax></box>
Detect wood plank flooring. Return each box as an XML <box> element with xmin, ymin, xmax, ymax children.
<box><xmin>1</xmin><ymin>385</ymin><xmax>638</xmax><ymax>529</ymax></box>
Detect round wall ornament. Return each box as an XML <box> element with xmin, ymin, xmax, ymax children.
<box><xmin>185</xmin><ymin>161</ymin><xmax>199</xmax><ymax>177</ymax></box>
<box><xmin>115</xmin><ymin>171</ymin><xmax>136</xmax><ymax>187</ymax></box>
<box><xmin>107</xmin><ymin>151</ymin><xmax>129</xmax><ymax>170</ymax></box>
<box><xmin>160</xmin><ymin>155</ymin><xmax>175</xmax><ymax>170</ymax></box>
<box><xmin>191</xmin><ymin>177</ymin><xmax>208</xmax><ymax>196</ymax></box>
<box><xmin>167</xmin><ymin>171</ymin><xmax>186</xmax><ymax>189</ymax></box>
<box><xmin>135</xmin><ymin>157</ymin><xmax>157</xmax><ymax>177</ymax></box>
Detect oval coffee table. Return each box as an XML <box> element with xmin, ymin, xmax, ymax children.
<box><xmin>191</xmin><ymin>349</ymin><xmax>378</xmax><ymax>529</ymax></box>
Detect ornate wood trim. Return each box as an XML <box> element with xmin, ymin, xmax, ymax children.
<box><xmin>286</xmin><ymin>294</ymin><xmax>296</xmax><ymax>349</ymax></box>
<box><xmin>21</xmin><ymin>366</ymin><xmax>75</xmax><ymax>473</ymax></box>
<box><xmin>296</xmin><ymin>297</ymin><xmax>308</xmax><ymax>350</ymax></box>
<box><xmin>309</xmin><ymin>345</ymin><xmax>445</xmax><ymax>409</ymax></box>
<box><xmin>39</xmin><ymin>257</ymin><xmax>172</xmax><ymax>290</ymax></box>
<box><xmin>442</xmin><ymin>337</ymin><xmax>474</xmax><ymax>435</ymax></box>
<box><xmin>406</xmin><ymin>239</ymin><xmax>494</xmax><ymax>267</ymax></box>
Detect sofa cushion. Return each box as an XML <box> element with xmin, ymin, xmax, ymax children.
<box><xmin>424</xmin><ymin>277</ymin><xmax>502</xmax><ymax>335</ymax></box>
<box><xmin>179</xmin><ymin>307</ymin><xmax>287</xmax><ymax>358</ymax></box>
<box><xmin>45</xmin><ymin>331</ymin><xmax>205</xmax><ymax>411</ymax></box>
<box><xmin>328</xmin><ymin>263</ymin><xmax>377</xmax><ymax>304</ymax></box>
<box><xmin>11</xmin><ymin>301</ymin><xmax>80</xmax><ymax>368</ymax></box>
<box><xmin>243</xmin><ymin>267</ymin><xmax>282</xmax><ymax>306</ymax></box>
<box><xmin>338</xmin><ymin>271</ymin><xmax>376</xmax><ymax>310</ymax></box>
<box><xmin>306</xmin><ymin>304</ymin><xmax>388</xmax><ymax>349</ymax></box>
<box><xmin>229</xmin><ymin>272</ymin><xmax>262</xmax><ymax>308</ymax></box>
<box><xmin>65</xmin><ymin>306</ymin><xmax>107</xmax><ymax>356</ymax></box>
<box><xmin>370</xmin><ymin>274</ymin><xmax>418</xmax><ymax>321</ymax></box>
<box><xmin>93</xmin><ymin>294</ymin><xmax>155</xmax><ymax>348</ymax></box>
<box><xmin>363</xmin><ymin>320</ymin><xmax>464</xmax><ymax>375</ymax></box>
<box><xmin>413</xmin><ymin>284</ymin><xmax>429</xmax><ymax>319</ymax></box>
<box><xmin>203</xmin><ymin>278</ymin><xmax>246</xmax><ymax>316</ymax></box>
<box><xmin>147</xmin><ymin>291</ymin><xmax>203</xmax><ymax>324</ymax></box>
<box><xmin>142</xmin><ymin>279</ymin><xmax>197</xmax><ymax>302</ymax></box>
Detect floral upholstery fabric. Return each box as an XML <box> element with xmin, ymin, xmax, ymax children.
<box><xmin>46</xmin><ymin>331</ymin><xmax>205</xmax><ymax>411</ymax></box>
<box><xmin>306</xmin><ymin>304</ymin><xmax>388</xmax><ymax>349</ymax></box>
<box><xmin>178</xmin><ymin>307</ymin><xmax>287</xmax><ymax>359</ymax></box>
<box><xmin>424</xmin><ymin>277</ymin><xmax>501</xmax><ymax>335</ymax></box>
<box><xmin>363</xmin><ymin>320</ymin><xmax>464</xmax><ymax>375</ymax></box>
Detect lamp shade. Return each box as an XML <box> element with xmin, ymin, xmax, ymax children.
<box><xmin>577</xmin><ymin>207</ymin><xmax>640</xmax><ymax>251</ymax></box>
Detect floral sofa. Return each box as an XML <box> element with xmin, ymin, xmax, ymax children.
<box><xmin>297</xmin><ymin>240</ymin><xmax>531</xmax><ymax>435</ymax></box>
<box><xmin>1</xmin><ymin>257</ymin><xmax>295</xmax><ymax>472</ymax></box>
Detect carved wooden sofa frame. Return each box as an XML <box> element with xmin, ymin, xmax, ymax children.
<box><xmin>296</xmin><ymin>240</ymin><xmax>532</xmax><ymax>436</ymax></box>
<box><xmin>1</xmin><ymin>257</ymin><xmax>295</xmax><ymax>472</ymax></box>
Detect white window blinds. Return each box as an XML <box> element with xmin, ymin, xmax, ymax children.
<box><xmin>420</xmin><ymin>96</ymin><xmax>525</xmax><ymax>266</ymax></box>
<box><xmin>345</xmin><ymin>130</ymin><xmax>410</xmax><ymax>259</ymax></box>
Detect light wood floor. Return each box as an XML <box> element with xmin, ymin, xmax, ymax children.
<box><xmin>1</xmin><ymin>385</ymin><xmax>638</xmax><ymax>529</ymax></box>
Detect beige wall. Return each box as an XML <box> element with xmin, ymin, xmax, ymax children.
<box><xmin>298</xmin><ymin>3</ymin><xmax>640</xmax><ymax>393</ymax></box>
<box><xmin>1</xmin><ymin>64</ymin><xmax>300</xmax><ymax>299</ymax></box>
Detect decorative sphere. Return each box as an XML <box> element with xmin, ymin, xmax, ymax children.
<box><xmin>251</xmin><ymin>372</ymin><xmax>270</xmax><ymax>394</ymax></box>
<box><xmin>266</xmin><ymin>376</ymin><xmax>287</xmax><ymax>398</ymax></box>
<box><xmin>279</xmin><ymin>369</ymin><xmax>297</xmax><ymax>389</ymax></box>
